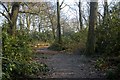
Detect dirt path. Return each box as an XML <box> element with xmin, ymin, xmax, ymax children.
<box><xmin>35</xmin><ymin>47</ymin><xmax>106</xmax><ymax>78</ymax></box>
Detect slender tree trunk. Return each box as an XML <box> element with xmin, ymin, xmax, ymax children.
<box><xmin>79</xmin><ymin>0</ymin><xmax>83</xmax><ymax>30</ymax></box>
<box><xmin>103</xmin><ymin>0</ymin><xmax>108</xmax><ymax>24</ymax></box>
<box><xmin>50</xmin><ymin>19</ymin><xmax>56</xmax><ymax>39</ymax></box>
<box><xmin>19</xmin><ymin>15</ymin><xmax>23</xmax><ymax>30</ymax></box>
<box><xmin>32</xmin><ymin>22</ymin><xmax>35</xmax><ymax>31</ymax></box>
<box><xmin>26</xmin><ymin>14</ymin><xmax>31</xmax><ymax>31</ymax></box>
<box><xmin>62</xmin><ymin>26</ymin><xmax>65</xmax><ymax>36</ymax></box>
<box><xmin>83</xmin><ymin>15</ymin><xmax>88</xmax><ymax>27</ymax></box>
<box><xmin>49</xmin><ymin>16</ymin><xmax>56</xmax><ymax>39</ymax></box>
<box><xmin>22</xmin><ymin>17</ymin><xmax>25</xmax><ymax>29</ymax></box>
<box><xmin>9</xmin><ymin>2</ymin><xmax>20</xmax><ymax>35</ymax></box>
<box><xmin>86</xmin><ymin>1</ymin><xmax>98</xmax><ymax>55</ymax></box>
<box><xmin>98</xmin><ymin>13</ymin><xmax>101</xmax><ymax>25</ymax></box>
<box><xmin>57</xmin><ymin>0</ymin><xmax>62</xmax><ymax>44</ymax></box>
<box><xmin>52</xmin><ymin>28</ymin><xmax>56</xmax><ymax>39</ymax></box>
<box><xmin>51</xmin><ymin>23</ymin><xmax>56</xmax><ymax>39</ymax></box>
<box><xmin>38</xmin><ymin>23</ymin><xmax>41</xmax><ymax>32</ymax></box>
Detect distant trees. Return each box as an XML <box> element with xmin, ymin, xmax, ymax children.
<box><xmin>26</xmin><ymin>13</ymin><xmax>31</xmax><ymax>31</ymax></box>
<box><xmin>1</xmin><ymin>1</ymin><xmax>119</xmax><ymax>55</ymax></box>
<box><xmin>86</xmin><ymin>1</ymin><xmax>98</xmax><ymax>55</ymax></box>
<box><xmin>45</xmin><ymin>2</ymin><xmax>57</xmax><ymax>39</ymax></box>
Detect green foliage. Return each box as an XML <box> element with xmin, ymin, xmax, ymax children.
<box><xmin>95</xmin><ymin>4</ymin><xmax>120</xmax><ymax>79</ymax></box>
<box><xmin>106</xmin><ymin>69</ymin><xmax>116</xmax><ymax>80</ymax></box>
<box><xmin>30</xmin><ymin>30</ymin><xmax>53</xmax><ymax>43</ymax></box>
<box><xmin>95</xmin><ymin>56</ymin><xmax>120</xmax><ymax>79</ymax></box>
<box><xmin>49</xmin><ymin>29</ymin><xmax>87</xmax><ymax>52</ymax></box>
<box><xmin>2</xmin><ymin>29</ymin><xmax>48</xmax><ymax>80</ymax></box>
<box><xmin>48</xmin><ymin>42</ymin><xmax>65</xmax><ymax>51</ymax></box>
<box><xmin>106</xmin><ymin>63</ymin><xmax>120</xmax><ymax>80</ymax></box>
<box><xmin>95</xmin><ymin>58</ymin><xmax>108</xmax><ymax>71</ymax></box>
<box><xmin>96</xmin><ymin>3</ymin><xmax>120</xmax><ymax>56</ymax></box>
<box><xmin>69</xmin><ymin>30</ymin><xmax>88</xmax><ymax>52</ymax></box>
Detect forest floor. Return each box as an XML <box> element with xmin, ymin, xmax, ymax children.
<box><xmin>34</xmin><ymin>46</ymin><xmax>106</xmax><ymax>78</ymax></box>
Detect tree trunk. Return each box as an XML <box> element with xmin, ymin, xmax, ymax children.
<box><xmin>38</xmin><ymin>23</ymin><xmax>41</xmax><ymax>32</ymax></box>
<box><xmin>26</xmin><ymin>14</ymin><xmax>31</xmax><ymax>31</ymax></box>
<box><xmin>9</xmin><ymin>2</ymin><xmax>20</xmax><ymax>35</ymax></box>
<box><xmin>19</xmin><ymin>16</ymin><xmax>23</xmax><ymax>30</ymax></box>
<box><xmin>98</xmin><ymin>13</ymin><xmax>101</xmax><ymax>26</ymax></box>
<box><xmin>49</xmin><ymin>16</ymin><xmax>56</xmax><ymax>39</ymax></box>
<box><xmin>52</xmin><ymin>28</ymin><xmax>56</xmax><ymax>39</ymax></box>
<box><xmin>86</xmin><ymin>1</ymin><xmax>98</xmax><ymax>55</ymax></box>
<box><xmin>32</xmin><ymin>22</ymin><xmax>35</xmax><ymax>31</ymax></box>
<box><xmin>62</xmin><ymin>26</ymin><xmax>65</xmax><ymax>36</ymax></box>
<box><xmin>56</xmin><ymin>0</ymin><xmax>62</xmax><ymax>44</ymax></box>
<box><xmin>79</xmin><ymin>0</ymin><xmax>83</xmax><ymax>30</ymax></box>
<box><xmin>103</xmin><ymin>0</ymin><xmax>108</xmax><ymax>23</ymax></box>
<box><xmin>50</xmin><ymin>22</ymin><xmax>56</xmax><ymax>39</ymax></box>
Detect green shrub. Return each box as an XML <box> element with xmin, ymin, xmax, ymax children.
<box><xmin>106</xmin><ymin>63</ymin><xmax>120</xmax><ymax>80</ymax></box>
<box><xmin>64</xmin><ymin>30</ymin><xmax>87</xmax><ymax>52</ymax></box>
<box><xmin>2</xmin><ymin>29</ymin><xmax>48</xmax><ymax>80</ymax></box>
<box><xmin>95</xmin><ymin>3</ymin><xmax>120</xmax><ymax>56</ymax></box>
<box><xmin>48</xmin><ymin>42</ymin><xmax>65</xmax><ymax>51</ymax></box>
<box><xmin>95</xmin><ymin>3</ymin><xmax>120</xmax><ymax>80</ymax></box>
<box><xmin>30</xmin><ymin>30</ymin><xmax>53</xmax><ymax>43</ymax></box>
<box><xmin>48</xmin><ymin>29</ymin><xmax>87</xmax><ymax>52</ymax></box>
<box><xmin>95</xmin><ymin>58</ymin><xmax>108</xmax><ymax>71</ymax></box>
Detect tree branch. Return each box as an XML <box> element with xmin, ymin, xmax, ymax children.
<box><xmin>0</xmin><ymin>2</ymin><xmax>11</xmax><ymax>17</ymax></box>
<box><xmin>60</xmin><ymin>4</ymin><xmax>67</xmax><ymax>10</ymax></box>
<box><xmin>0</xmin><ymin>11</ymin><xmax>12</xmax><ymax>24</ymax></box>
<box><xmin>19</xmin><ymin>11</ymin><xmax>38</xmax><ymax>15</ymax></box>
<box><xmin>60</xmin><ymin>0</ymin><xmax>65</xmax><ymax>8</ymax></box>
<box><xmin>97</xmin><ymin>12</ymin><xmax>103</xmax><ymax>18</ymax></box>
<box><xmin>75</xmin><ymin>2</ymin><xmax>79</xmax><ymax>7</ymax></box>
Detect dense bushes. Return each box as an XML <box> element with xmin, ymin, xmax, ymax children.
<box><xmin>2</xmin><ymin>29</ymin><xmax>48</xmax><ymax>80</ymax></box>
<box><xmin>49</xmin><ymin>29</ymin><xmax>88</xmax><ymax>52</ymax></box>
<box><xmin>30</xmin><ymin>30</ymin><xmax>53</xmax><ymax>43</ymax></box>
<box><xmin>95</xmin><ymin>3</ymin><xmax>120</xmax><ymax>79</ymax></box>
<box><xmin>48</xmin><ymin>42</ymin><xmax>65</xmax><ymax>51</ymax></box>
<box><xmin>96</xmin><ymin>3</ymin><xmax>120</xmax><ymax>56</ymax></box>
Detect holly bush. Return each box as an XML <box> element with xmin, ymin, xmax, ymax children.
<box><xmin>2</xmin><ymin>29</ymin><xmax>48</xmax><ymax>80</ymax></box>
